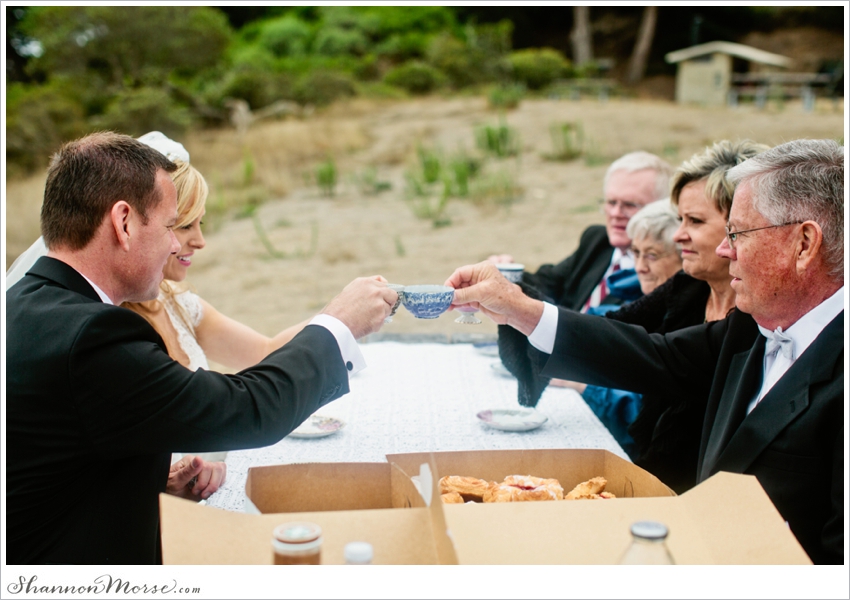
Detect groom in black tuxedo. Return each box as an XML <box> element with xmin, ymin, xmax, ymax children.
<box><xmin>6</xmin><ymin>132</ymin><xmax>398</xmax><ymax>564</ymax></box>
<box><xmin>446</xmin><ymin>139</ymin><xmax>844</xmax><ymax>564</ymax></box>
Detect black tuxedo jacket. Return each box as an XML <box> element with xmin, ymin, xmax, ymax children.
<box><xmin>547</xmin><ymin>307</ymin><xmax>844</xmax><ymax>564</ymax></box>
<box><xmin>7</xmin><ymin>257</ymin><xmax>350</xmax><ymax>564</ymax></box>
<box><xmin>524</xmin><ymin>224</ymin><xmax>616</xmax><ymax>310</ymax></box>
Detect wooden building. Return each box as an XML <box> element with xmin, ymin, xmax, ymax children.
<box><xmin>665</xmin><ymin>41</ymin><xmax>791</xmax><ymax>107</ymax></box>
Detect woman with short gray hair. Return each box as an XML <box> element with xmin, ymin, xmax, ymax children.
<box><xmin>625</xmin><ymin>199</ymin><xmax>682</xmax><ymax>295</ymax></box>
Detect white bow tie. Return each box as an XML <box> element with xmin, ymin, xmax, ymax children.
<box><xmin>764</xmin><ymin>327</ymin><xmax>795</xmax><ymax>361</ymax></box>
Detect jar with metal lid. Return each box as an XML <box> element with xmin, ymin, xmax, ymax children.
<box><xmin>272</xmin><ymin>521</ymin><xmax>323</xmax><ymax>565</ymax></box>
<box><xmin>618</xmin><ymin>520</ymin><xmax>674</xmax><ymax>565</ymax></box>
<box><xmin>344</xmin><ymin>541</ymin><xmax>373</xmax><ymax>565</ymax></box>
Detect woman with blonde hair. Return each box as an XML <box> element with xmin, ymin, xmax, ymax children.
<box><xmin>122</xmin><ymin>134</ymin><xmax>309</xmax><ymax>379</ymax></box>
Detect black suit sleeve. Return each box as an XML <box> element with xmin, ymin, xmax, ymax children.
<box><xmin>69</xmin><ymin>309</ymin><xmax>349</xmax><ymax>456</ymax></box>
<box><xmin>544</xmin><ymin>306</ymin><xmax>723</xmax><ymax>400</ymax></box>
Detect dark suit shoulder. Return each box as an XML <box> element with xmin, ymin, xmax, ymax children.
<box><xmin>525</xmin><ymin>225</ymin><xmax>613</xmax><ymax>309</ymax></box>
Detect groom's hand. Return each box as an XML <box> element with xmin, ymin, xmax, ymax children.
<box><xmin>321</xmin><ymin>276</ymin><xmax>395</xmax><ymax>339</ymax></box>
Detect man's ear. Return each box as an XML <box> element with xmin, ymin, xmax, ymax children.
<box><xmin>795</xmin><ymin>220</ymin><xmax>823</xmax><ymax>274</ymax></box>
<box><xmin>109</xmin><ymin>201</ymin><xmax>132</xmax><ymax>252</ymax></box>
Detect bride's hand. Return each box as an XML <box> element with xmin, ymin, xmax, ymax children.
<box><xmin>166</xmin><ymin>455</ymin><xmax>226</xmax><ymax>501</ymax></box>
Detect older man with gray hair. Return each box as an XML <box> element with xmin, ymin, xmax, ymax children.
<box><xmin>491</xmin><ymin>150</ymin><xmax>673</xmax><ymax>312</ymax></box>
<box><xmin>446</xmin><ymin>139</ymin><xmax>844</xmax><ymax>564</ymax></box>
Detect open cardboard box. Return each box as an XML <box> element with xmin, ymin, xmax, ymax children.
<box><xmin>161</xmin><ymin>461</ymin><xmax>457</xmax><ymax>565</ymax></box>
<box><xmin>389</xmin><ymin>449</ymin><xmax>811</xmax><ymax>564</ymax></box>
<box><xmin>161</xmin><ymin>449</ymin><xmax>810</xmax><ymax>564</ymax></box>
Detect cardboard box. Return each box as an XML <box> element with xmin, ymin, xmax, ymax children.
<box><xmin>161</xmin><ymin>461</ymin><xmax>457</xmax><ymax>565</ymax></box>
<box><xmin>161</xmin><ymin>449</ymin><xmax>810</xmax><ymax>565</ymax></box>
<box><xmin>389</xmin><ymin>449</ymin><xmax>811</xmax><ymax>564</ymax></box>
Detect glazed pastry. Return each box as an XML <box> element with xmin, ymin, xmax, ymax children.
<box><xmin>483</xmin><ymin>474</ymin><xmax>564</xmax><ymax>502</ymax></box>
<box><xmin>439</xmin><ymin>475</ymin><xmax>494</xmax><ymax>502</ymax></box>
<box><xmin>440</xmin><ymin>491</ymin><xmax>464</xmax><ymax>504</ymax></box>
<box><xmin>565</xmin><ymin>476</ymin><xmax>613</xmax><ymax>500</ymax></box>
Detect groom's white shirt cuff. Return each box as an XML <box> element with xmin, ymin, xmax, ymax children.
<box><xmin>309</xmin><ymin>314</ymin><xmax>366</xmax><ymax>376</ymax></box>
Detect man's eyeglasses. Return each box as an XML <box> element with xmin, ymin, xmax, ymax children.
<box><xmin>601</xmin><ymin>199</ymin><xmax>642</xmax><ymax>215</ymax></box>
<box><xmin>724</xmin><ymin>222</ymin><xmax>802</xmax><ymax>250</ymax></box>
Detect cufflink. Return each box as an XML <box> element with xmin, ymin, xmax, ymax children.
<box><xmin>346</xmin><ymin>361</ymin><xmax>353</xmax><ymax>371</ymax></box>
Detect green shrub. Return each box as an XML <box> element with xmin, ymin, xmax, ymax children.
<box><xmin>91</xmin><ymin>87</ymin><xmax>194</xmax><ymax>138</ymax></box>
<box><xmin>5</xmin><ymin>82</ymin><xmax>87</xmax><ymax>173</ymax></box>
<box><xmin>475</xmin><ymin>120</ymin><xmax>520</xmax><ymax>158</ymax></box>
<box><xmin>353</xmin><ymin>54</ymin><xmax>381</xmax><ymax>81</ymax></box>
<box><xmin>293</xmin><ymin>70</ymin><xmax>356</xmax><ymax>106</ymax></box>
<box><xmin>215</xmin><ymin>68</ymin><xmax>294</xmax><ymax>111</ymax></box>
<box><xmin>469</xmin><ymin>170</ymin><xmax>522</xmax><ymax>209</ymax></box>
<box><xmin>544</xmin><ymin>121</ymin><xmax>584</xmax><ymax>161</ymax></box>
<box><xmin>508</xmin><ymin>48</ymin><xmax>571</xmax><ymax>90</ymax></box>
<box><xmin>313</xmin><ymin>27</ymin><xmax>369</xmax><ymax>57</ymax></box>
<box><xmin>426</xmin><ymin>22</ymin><xmax>513</xmax><ymax>89</ymax></box>
<box><xmin>257</xmin><ymin>16</ymin><xmax>312</xmax><ymax>57</ymax></box>
<box><xmin>426</xmin><ymin>33</ymin><xmax>476</xmax><ymax>88</ymax></box>
<box><xmin>488</xmin><ymin>83</ymin><xmax>526</xmax><ymax>110</ymax></box>
<box><xmin>315</xmin><ymin>156</ymin><xmax>337</xmax><ymax>197</ymax></box>
<box><xmin>383</xmin><ymin>61</ymin><xmax>444</xmax><ymax>95</ymax></box>
<box><xmin>228</xmin><ymin>44</ymin><xmax>277</xmax><ymax>71</ymax></box>
<box><xmin>374</xmin><ymin>32</ymin><xmax>432</xmax><ymax>61</ymax></box>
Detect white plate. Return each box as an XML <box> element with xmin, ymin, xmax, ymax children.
<box><xmin>289</xmin><ymin>415</ymin><xmax>345</xmax><ymax>439</ymax></box>
<box><xmin>476</xmin><ymin>408</ymin><xmax>547</xmax><ymax>432</ymax></box>
<box><xmin>490</xmin><ymin>362</ymin><xmax>514</xmax><ymax>378</ymax></box>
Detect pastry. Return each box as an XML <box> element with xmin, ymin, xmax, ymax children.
<box><xmin>483</xmin><ymin>474</ymin><xmax>564</xmax><ymax>502</ymax></box>
<box><xmin>438</xmin><ymin>475</ymin><xmax>494</xmax><ymax>502</ymax></box>
<box><xmin>565</xmin><ymin>476</ymin><xmax>616</xmax><ymax>500</ymax></box>
<box><xmin>440</xmin><ymin>491</ymin><xmax>464</xmax><ymax>504</ymax></box>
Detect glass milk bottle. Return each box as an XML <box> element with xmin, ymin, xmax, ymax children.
<box><xmin>618</xmin><ymin>521</ymin><xmax>675</xmax><ymax>564</ymax></box>
<box><xmin>344</xmin><ymin>541</ymin><xmax>374</xmax><ymax>565</ymax></box>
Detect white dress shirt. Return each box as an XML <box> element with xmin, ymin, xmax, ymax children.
<box><xmin>747</xmin><ymin>286</ymin><xmax>845</xmax><ymax>414</ymax></box>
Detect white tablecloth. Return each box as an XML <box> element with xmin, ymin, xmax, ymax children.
<box><xmin>205</xmin><ymin>341</ymin><xmax>626</xmax><ymax>511</ymax></box>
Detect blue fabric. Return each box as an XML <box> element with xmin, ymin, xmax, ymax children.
<box><xmin>586</xmin><ymin>304</ymin><xmax>621</xmax><ymax>316</ymax></box>
<box><xmin>581</xmin><ymin>385</ymin><xmax>642</xmax><ymax>459</ymax></box>
<box><xmin>581</xmin><ymin>268</ymin><xmax>644</xmax><ymax>457</ymax></box>
<box><xmin>586</xmin><ymin>269</ymin><xmax>642</xmax><ymax>316</ymax></box>
<box><xmin>606</xmin><ymin>268</ymin><xmax>642</xmax><ymax>302</ymax></box>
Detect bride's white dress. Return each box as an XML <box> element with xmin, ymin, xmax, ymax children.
<box><xmin>161</xmin><ymin>283</ymin><xmax>229</xmax><ymax>463</ymax></box>
<box><xmin>162</xmin><ymin>282</ymin><xmax>209</xmax><ymax>372</ymax></box>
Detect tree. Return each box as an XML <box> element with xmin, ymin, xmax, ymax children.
<box><xmin>626</xmin><ymin>6</ymin><xmax>658</xmax><ymax>84</ymax></box>
<box><xmin>570</xmin><ymin>6</ymin><xmax>592</xmax><ymax>67</ymax></box>
<box><xmin>20</xmin><ymin>6</ymin><xmax>232</xmax><ymax>89</ymax></box>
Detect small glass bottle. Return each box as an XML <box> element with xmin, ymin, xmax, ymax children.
<box><xmin>272</xmin><ymin>521</ymin><xmax>323</xmax><ymax>565</ymax></box>
<box><xmin>344</xmin><ymin>541</ymin><xmax>374</xmax><ymax>565</ymax></box>
<box><xmin>618</xmin><ymin>521</ymin><xmax>674</xmax><ymax>565</ymax></box>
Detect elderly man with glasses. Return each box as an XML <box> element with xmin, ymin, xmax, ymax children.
<box><xmin>491</xmin><ymin>151</ymin><xmax>673</xmax><ymax>313</ymax></box>
<box><xmin>446</xmin><ymin>138</ymin><xmax>844</xmax><ymax>564</ymax></box>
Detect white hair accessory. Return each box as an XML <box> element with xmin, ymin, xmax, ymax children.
<box><xmin>137</xmin><ymin>131</ymin><xmax>190</xmax><ymax>163</ymax></box>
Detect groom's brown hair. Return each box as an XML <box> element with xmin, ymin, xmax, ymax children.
<box><xmin>41</xmin><ymin>131</ymin><xmax>177</xmax><ymax>251</ymax></box>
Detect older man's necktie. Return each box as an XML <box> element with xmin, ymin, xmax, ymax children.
<box><xmin>583</xmin><ymin>263</ymin><xmax>620</xmax><ymax>313</ymax></box>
